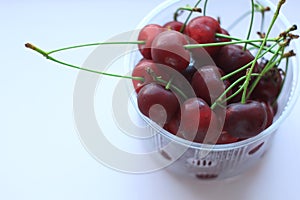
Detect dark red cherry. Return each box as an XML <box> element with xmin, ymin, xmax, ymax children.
<box><xmin>215</xmin><ymin>28</ymin><xmax>231</xmax><ymax>43</ymax></box>
<box><xmin>131</xmin><ymin>59</ymin><xmax>169</xmax><ymax>93</ymax></box>
<box><xmin>186</xmin><ymin>16</ymin><xmax>222</xmax><ymax>56</ymax></box>
<box><xmin>191</xmin><ymin>65</ymin><xmax>226</xmax><ymax>105</ymax></box>
<box><xmin>181</xmin><ymin>64</ymin><xmax>197</xmax><ymax>82</ymax></box>
<box><xmin>151</xmin><ymin>30</ymin><xmax>190</xmax><ymax>72</ymax></box>
<box><xmin>216</xmin><ymin>131</ymin><xmax>239</xmax><ymax>144</ymax></box>
<box><xmin>260</xmin><ymin>101</ymin><xmax>274</xmax><ymax>129</ymax></box>
<box><xmin>163</xmin><ymin>21</ymin><xmax>184</xmax><ymax>32</ymax></box>
<box><xmin>224</xmin><ymin>101</ymin><xmax>268</xmax><ymax>138</ymax></box>
<box><xmin>251</xmin><ymin>64</ymin><xmax>283</xmax><ymax>103</ymax></box>
<box><xmin>137</xmin><ymin>83</ymin><xmax>179</xmax><ymax>125</ymax></box>
<box><xmin>138</xmin><ymin>24</ymin><xmax>165</xmax><ymax>59</ymax></box>
<box><xmin>180</xmin><ymin>97</ymin><xmax>221</xmax><ymax>143</ymax></box>
<box><xmin>163</xmin><ymin>110</ymin><xmax>183</xmax><ymax>138</ymax></box>
<box><xmin>214</xmin><ymin>44</ymin><xmax>259</xmax><ymax>82</ymax></box>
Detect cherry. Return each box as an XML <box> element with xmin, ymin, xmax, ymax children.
<box><xmin>180</xmin><ymin>97</ymin><xmax>220</xmax><ymax>143</ymax></box>
<box><xmin>260</xmin><ymin>101</ymin><xmax>274</xmax><ymax>128</ymax></box>
<box><xmin>138</xmin><ymin>24</ymin><xmax>165</xmax><ymax>59</ymax></box>
<box><xmin>251</xmin><ymin>61</ymin><xmax>283</xmax><ymax>103</ymax></box>
<box><xmin>131</xmin><ymin>59</ymin><xmax>164</xmax><ymax>93</ymax></box>
<box><xmin>163</xmin><ymin>21</ymin><xmax>184</xmax><ymax>32</ymax></box>
<box><xmin>181</xmin><ymin>64</ymin><xmax>197</xmax><ymax>82</ymax></box>
<box><xmin>163</xmin><ymin>110</ymin><xmax>183</xmax><ymax>138</ymax></box>
<box><xmin>191</xmin><ymin>65</ymin><xmax>226</xmax><ymax>105</ymax></box>
<box><xmin>151</xmin><ymin>30</ymin><xmax>190</xmax><ymax>72</ymax></box>
<box><xmin>215</xmin><ymin>28</ymin><xmax>231</xmax><ymax>43</ymax></box>
<box><xmin>132</xmin><ymin>59</ymin><xmax>169</xmax><ymax>93</ymax></box>
<box><xmin>137</xmin><ymin>83</ymin><xmax>179</xmax><ymax>125</ymax></box>
<box><xmin>214</xmin><ymin>44</ymin><xmax>259</xmax><ymax>82</ymax></box>
<box><xmin>223</xmin><ymin>100</ymin><xmax>268</xmax><ymax>138</ymax></box>
<box><xmin>186</xmin><ymin>16</ymin><xmax>222</xmax><ymax>56</ymax></box>
<box><xmin>216</xmin><ymin>131</ymin><xmax>239</xmax><ymax>144</ymax></box>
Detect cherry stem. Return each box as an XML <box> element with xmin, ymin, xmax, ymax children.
<box><xmin>211</xmin><ymin>73</ymin><xmax>260</xmax><ymax>110</ymax></box>
<box><xmin>241</xmin><ymin>0</ymin><xmax>286</xmax><ymax>104</ymax></box>
<box><xmin>165</xmin><ymin>77</ymin><xmax>174</xmax><ymax>90</ymax></box>
<box><xmin>47</xmin><ymin>41</ymin><xmax>145</xmax><ymax>55</ymax></box>
<box><xmin>174</xmin><ymin>6</ymin><xmax>202</xmax><ymax>21</ymax></box>
<box><xmin>246</xmin><ymin>47</ymin><xmax>284</xmax><ymax>99</ymax></box>
<box><xmin>26</xmin><ymin>43</ymin><xmax>189</xmax><ymax>100</ymax></box>
<box><xmin>25</xmin><ymin>43</ymin><xmax>144</xmax><ymax>81</ymax></box>
<box><xmin>180</xmin><ymin>0</ymin><xmax>202</xmax><ymax>33</ymax></box>
<box><xmin>272</xmin><ymin>56</ymin><xmax>289</xmax><ymax>105</ymax></box>
<box><xmin>203</xmin><ymin>0</ymin><xmax>208</xmax><ymax>16</ymax></box>
<box><xmin>215</xmin><ymin>33</ymin><xmax>278</xmax><ymax>54</ymax></box>
<box><xmin>243</xmin><ymin>0</ymin><xmax>255</xmax><ymax>51</ymax></box>
<box><xmin>184</xmin><ymin>37</ymin><xmax>278</xmax><ymax>49</ymax></box>
<box><xmin>220</xmin><ymin>41</ymin><xmax>280</xmax><ymax>81</ymax></box>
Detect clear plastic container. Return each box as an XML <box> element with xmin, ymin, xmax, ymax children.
<box><xmin>127</xmin><ymin>0</ymin><xmax>300</xmax><ymax>180</ymax></box>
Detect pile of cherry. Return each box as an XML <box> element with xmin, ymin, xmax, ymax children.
<box><xmin>132</xmin><ymin>15</ymin><xmax>284</xmax><ymax>144</ymax></box>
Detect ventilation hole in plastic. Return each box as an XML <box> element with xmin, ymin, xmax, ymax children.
<box><xmin>197</xmin><ymin>160</ymin><xmax>201</xmax><ymax>166</ymax></box>
<box><xmin>208</xmin><ymin>161</ymin><xmax>212</xmax><ymax>166</ymax></box>
<box><xmin>248</xmin><ymin>142</ymin><xmax>264</xmax><ymax>155</ymax></box>
<box><xmin>203</xmin><ymin>160</ymin><xmax>206</xmax><ymax>166</ymax></box>
<box><xmin>196</xmin><ymin>173</ymin><xmax>218</xmax><ymax>179</ymax></box>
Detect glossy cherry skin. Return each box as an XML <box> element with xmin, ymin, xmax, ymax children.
<box><xmin>191</xmin><ymin>65</ymin><xmax>226</xmax><ymax>105</ymax></box>
<box><xmin>214</xmin><ymin>44</ymin><xmax>258</xmax><ymax>82</ymax></box>
<box><xmin>163</xmin><ymin>110</ymin><xmax>183</xmax><ymax>138</ymax></box>
<box><xmin>215</xmin><ymin>28</ymin><xmax>231</xmax><ymax>43</ymax></box>
<box><xmin>132</xmin><ymin>59</ymin><xmax>167</xmax><ymax>93</ymax></box>
<box><xmin>138</xmin><ymin>24</ymin><xmax>165</xmax><ymax>59</ymax></box>
<box><xmin>223</xmin><ymin>100</ymin><xmax>268</xmax><ymax>138</ymax></box>
<box><xmin>163</xmin><ymin>21</ymin><xmax>184</xmax><ymax>32</ymax></box>
<box><xmin>180</xmin><ymin>97</ymin><xmax>221</xmax><ymax>143</ymax></box>
<box><xmin>186</xmin><ymin>16</ymin><xmax>222</xmax><ymax>56</ymax></box>
<box><xmin>251</xmin><ymin>66</ymin><xmax>283</xmax><ymax>104</ymax></box>
<box><xmin>260</xmin><ymin>101</ymin><xmax>274</xmax><ymax>129</ymax></box>
<box><xmin>137</xmin><ymin>83</ymin><xmax>179</xmax><ymax>125</ymax></box>
<box><xmin>151</xmin><ymin>30</ymin><xmax>190</xmax><ymax>72</ymax></box>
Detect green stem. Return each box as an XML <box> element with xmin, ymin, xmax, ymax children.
<box><xmin>246</xmin><ymin>47</ymin><xmax>284</xmax><ymax>99</ymax></box>
<box><xmin>215</xmin><ymin>33</ymin><xmax>278</xmax><ymax>54</ymax></box>
<box><xmin>203</xmin><ymin>0</ymin><xmax>208</xmax><ymax>16</ymax></box>
<box><xmin>25</xmin><ymin>43</ymin><xmax>189</xmax><ymax>100</ymax></box>
<box><xmin>211</xmin><ymin>73</ymin><xmax>260</xmax><ymax>109</ymax></box>
<box><xmin>25</xmin><ymin>43</ymin><xmax>143</xmax><ymax>81</ymax></box>
<box><xmin>48</xmin><ymin>41</ymin><xmax>145</xmax><ymax>55</ymax></box>
<box><xmin>220</xmin><ymin>41</ymin><xmax>282</xmax><ymax>81</ymax></box>
<box><xmin>184</xmin><ymin>38</ymin><xmax>277</xmax><ymax>49</ymax></box>
<box><xmin>241</xmin><ymin>0</ymin><xmax>286</xmax><ymax>103</ymax></box>
<box><xmin>244</xmin><ymin>0</ymin><xmax>255</xmax><ymax>51</ymax></box>
<box><xmin>180</xmin><ymin>0</ymin><xmax>202</xmax><ymax>33</ymax></box>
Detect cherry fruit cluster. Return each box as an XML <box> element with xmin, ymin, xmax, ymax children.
<box><xmin>132</xmin><ymin>2</ymin><xmax>297</xmax><ymax>144</ymax></box>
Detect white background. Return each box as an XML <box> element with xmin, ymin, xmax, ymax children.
<box><xmin>1</xmin><ymin>0</ymin><xmax>300</xmax><ymax>199</ymax></box>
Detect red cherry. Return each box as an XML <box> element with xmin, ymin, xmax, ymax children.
<box><xmin>216</xmin><ymin>131</ymin><xmax>239</xmax><ymax>144</ymax></box>
<box><xmin>260</xmin><ymin>101</ymin><xmax>274</xmax><ymax>129</ymax></box>
<box><xmin>186</xmin><ymin>16</ymin><xmax>222</xmax><ymax>56</ymax></box>
<box><xmin>131</xmin><ymin>59</ymin><xmax>168</xmax><ymax>93</ymax></box>
<box><xmin>163</xmin><ymin>110</ymin><xmax>183</xmax><ymax>138</ymax></box>
<box><xmin>224</xmin><ymin>100</ymin><xmax>268</xmax><ymax>138</ymax></box>
<box><xmin>214</xmin><ymin>44</ymin><xmax>259</xmax><ymax>82</ymax></box>
<box><xmin>138</xmin><ymin>24</ymin><xmax>165</xmax><ymax>59</ymax></box>
<box><xmin>151</xmin><ymin>30</ymin><xmax>190</xmax><ymax>72</ymax></box>
<box><xmin>180</xmin><ymin>97</ymin><xmax>221</xmax><ymax>143</ymax></box>
<box><xmin>251</xmin><ymin>61</ymin><xmax>283</xmax><ymax>103</ymax></box>
<box><xmin>163</xmin><ymin>21</ymin><xmax>184</xmax><ymax>32</ymax></box>
<box><xmin>137</xmin><ymin>83</ymin><xmax>179</xmax><ymax>125</ymax></box>
<box><xmin>191</xmin><ymin>65</ymin><xmax>226</xmax><ymax>105</ymax></box>
<box><xmin>215</xmin><ymin>28</ymin><xmax>231</xmax><ymax>43</ymax></box>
